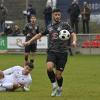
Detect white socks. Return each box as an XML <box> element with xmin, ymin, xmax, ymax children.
<box><xmin>52</xmin><ymin>82</ymin><xmax>62</xmax><ymax>91</ymax></box>
<box><xmin>58</xmin><ymin>87</ymin><xmax>62</xmax><ymax>91</ymax></box>
<box><xmin>52</xmin><ymin>82</ymin><xmax>57</xmax><ymax>89</ymax></box>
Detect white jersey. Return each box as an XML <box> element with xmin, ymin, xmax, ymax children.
<box><xmin>2</xmin><ymin>66</ymin><xmax>32</xmax><ymax>88</ymax></box>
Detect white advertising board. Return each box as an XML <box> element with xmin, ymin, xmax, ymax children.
<box><xmin>7</xmin><ymin>36</ymin><xmax>25</xmax><ymax>49</ymax></box>
<box><xmin>7</xmin><ymin>36</ymin><xmax>48</xmax><ymax>49</ymax></box>
<box><xmin>37</xmin><ymin>36</ymin><xmax>48</xmax><ymax>49</ymax></box>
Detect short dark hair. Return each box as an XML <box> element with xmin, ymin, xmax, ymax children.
<box><xmin>30</xmin><ymin>14</ymin><xmax>36</xmax><ymax>18</ymax></box>
<box><xmin>52</xmin><ymin>8</ymin><xmax>61</xmax><ymax>13</ymax></box>
<box><xmin>26</xmin><ymin>60</ymin><xmax>34</xmax><ymax>69</ymax></box>
<box><xmin>28</xmin><ymin>4</ymin><xmax>32</xmax><ymax>7</ymax></box>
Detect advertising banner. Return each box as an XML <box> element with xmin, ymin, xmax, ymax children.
<box><xmin>0</xmin><ymin>36</ymin><xmax>7</xmax><ymax>50</ymax></box>
<box><xmin>37</xmin><ymin>36</ymin><xmax>48</xmax><ymax>49</ymax></box>
<box><xmin>7</xmin><ymin>36</ymin><xmax>48</xmax><ymax>49</ymax></box>
<box><xmin>7</xmin><ymin>36</ymin><xmax>25</xmax><ymax>49</ymax></box>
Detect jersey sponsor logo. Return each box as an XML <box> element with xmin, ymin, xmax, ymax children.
<box><xmin>52</xmin><ymin>32</ymin><xmax>59</xmax><ymax>40</ymax></box>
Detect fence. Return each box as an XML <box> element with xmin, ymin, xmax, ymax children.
<box><xmin>0</xmin><ymin>34</ymin><xmax>100</xmax><ymax>55</ymax></box>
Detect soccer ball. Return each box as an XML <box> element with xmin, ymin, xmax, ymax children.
<box><xmin>59</xmin><ymin>29</ymin><xmax>70</xmax><ymax>40</ymax></box>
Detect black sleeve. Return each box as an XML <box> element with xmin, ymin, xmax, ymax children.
<box><xmin>41</xmin><ymin>29</ymin><xmax>49</xmax><ymax>36</ymax></box>
<box><xmin>23</xmin><ymin>24</ymin><xmax>29</xmax><ymax>35</ymax></box>
<box><xmin>75</xmin><ymin>4</ymin><xmax>80</xmax><ymax>16</ymax></box>
<box><xmin>67</xmin><ymin>6</ymin><xmax>71</xmax><ymax>13</ymax></box>
<box><xmin>32</xmin><ymin>8</ymin><xmax>36</xmax><ymax>15</ymax></box>
<box><xmin>62</xmin><ymin>22</ymin><xmax>74</xmax><ymax>34</ymax></box>
<box><xmin>36</xmin><ymin>26</ymin><xmax>40</xmax><ymax>34</ymax></box>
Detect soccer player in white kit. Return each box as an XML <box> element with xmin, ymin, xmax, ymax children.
<box><xmin>0</xmin><ymin>60</ymin><xmax>33</xmax><ymax>92</ymax></box>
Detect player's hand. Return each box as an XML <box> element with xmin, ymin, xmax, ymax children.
<box><xmin>23</xmin><ymin>87</ymin><xmax>30</xmax><ymax>92</ymax></box>
<box><xmin>71</xmin><ymin>41</ymin><xmax>77</xmax><ymax>47</ymax></box>
<box><xmin>12</xmin><ymin>83</ymin><xmax>22</xmax><ymax>90</ymax></box>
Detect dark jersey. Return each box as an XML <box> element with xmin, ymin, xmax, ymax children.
<box><xmin>42</xmin><ymin>21</ymin><xmax>74</xmax><ymax>53</ymax></box>
<box><xmin>24</xmin><ymin>23</ymin><xmax>39</xmax><ymax>43</ymax></box>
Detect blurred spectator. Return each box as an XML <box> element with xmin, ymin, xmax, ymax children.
<box><xmin>11</xmin><ymin>25</ymin><xmax>21</xmax><ymax>36</ymax></box>
<box><xmin>81</xmin><ymin>2</ymin><xmax>91</xmax><ymax>33</ymax></box>
<box><xmin>0</xmin><ymin>3</ymin><xmax>8</xmax><ymax>32</ymax></box>
<box><xmin>26</xmin><ymin>4</ymin><xmax>36</xmax><ymax>23</ymax></box>
<box><xmin>4</xmin><ymin>25</ymin><xmax>13</xmax><ymax>35</ymax></box>
<box><xmin>43</xmin><ymin>3</ymin><xmax>52</xmax><ymax>29</ymax></box>
<box><xmin>0</xmin><ymin>31</ymin><xmax>4</xmax><ymax>36</ymax></box>
<box><xmin>46</xmin><ymin>0</ymin><xmax>56</xmax><ymax>9</ymax></box>
<box><xmin>68</xmin><ymin>0</ymin><xmax>80</xmax><ymax>34</ymax></box>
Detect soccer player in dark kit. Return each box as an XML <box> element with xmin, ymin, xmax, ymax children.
<box><xmin>23</xmin><ymin>15</ymin><xmax>39</xmax><ymax>65</ymax></box>
<box><xmin>23</xmin><ymin>9</ymin><xmax>77</xmax><ymax>97</ymax></box>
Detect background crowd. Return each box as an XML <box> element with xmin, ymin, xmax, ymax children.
<box><xmin>0</xmin><ymin>0</ymin><xmax>91</xmax><ymax>36</ymax></box>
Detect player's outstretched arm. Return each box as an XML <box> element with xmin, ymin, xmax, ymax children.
<box><xmin>3</xmin><ymin>66</ymin><xmax>20</xmax><ymax>75</ymax></box>
<box><xmin>23</xmin><ymin>33</ymin><xmax>42</xmax><ymax>46</ymax></box>
<box><xmin>71</xmin><ymin>32</ymin><xmax>77</xmax><ymax>47</ymax></box>
<box><xmin>7</xmin><ymin>83</ymin><xmax>21</xmax><ymax>91</ymax></box>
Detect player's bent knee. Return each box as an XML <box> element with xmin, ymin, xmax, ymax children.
<box><xmin>47</xmin><ymin>62</ymin><xmax>54</xmax><ymax>71</ymax></box>
<box><xmin>47</xmin><ymin>66</ymin><xmax>53</xmax><ymax>71</ymax></box>
<box><xmin>56</xmin><ymin>74</ymin><xmax>62</xmax><ymax>79</ymax></box>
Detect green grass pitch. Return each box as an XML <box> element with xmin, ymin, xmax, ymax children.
<box><xmin>0</xmin><ymin>54</ymin><xmax>100</xmax><ymax>100</ymax></box>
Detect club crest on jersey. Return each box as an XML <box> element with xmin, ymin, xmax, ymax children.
<box><xmin>57</xmin><ymin>27</ymin><xmax>62</xmax><ymax>32</ymax></box>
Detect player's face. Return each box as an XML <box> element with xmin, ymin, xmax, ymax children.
<box><xmin>30</xmin><ymin>16</ymin><xmax>36</xmax><ymax>24</ymax></box>
<box><xmin>23</xmin><ymin>65</ymin><xmax>32</xmax><ymax>75</ymax></box>
<box><xmin>52</xmin><ymin>12</ymin><xmax>61</xmax><ymax>23</ymax></box>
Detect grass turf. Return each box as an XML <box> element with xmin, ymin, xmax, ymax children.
<box><xmin>0</xmin><ymin>54</ymin><xmax>100</xmax><ymax>100</ymax></box>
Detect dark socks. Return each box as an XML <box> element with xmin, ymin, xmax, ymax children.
<box><xmin>47</xmin><ymin>70</ymin><xmax>56</xmax><ymax>83</ymax></box>
<box><xmin>30</xmin><ymin>59</ymin><xmax>34</xmax><ymax>63</ymax></box>
<box><xmin>25</xmin><ymin>56</ymin><xmax>28</xmax><ymax>62</ymax></box>
<box><xmin>57</xmin><ymin>77</ymin><xmax>63</xmax><ymax>87</ymax></box>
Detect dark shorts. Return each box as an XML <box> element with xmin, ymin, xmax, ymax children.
<box><xmin>25</xmin><ymin>43</ymin><xmax>37</xmax><ymax>53</ymax></box>
<box><xmin>47</xmin><ymin>51</ymin><xmax>68</xmax><ymax>71</ymax></box>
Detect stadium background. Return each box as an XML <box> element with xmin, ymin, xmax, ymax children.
<box><xmin>1</xmin><ymin>0</ymin><xmax>100</xmax><ymax>32</ymax></box>
<box><xmin>0</xmin><ymin>0</ymin><xmax>100</xmax><ymax>54</ymax></box>
<box><xmin>1</xmin><ymin>0</ymin><xmax>47</xmax><ymax>29</ymax></box>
